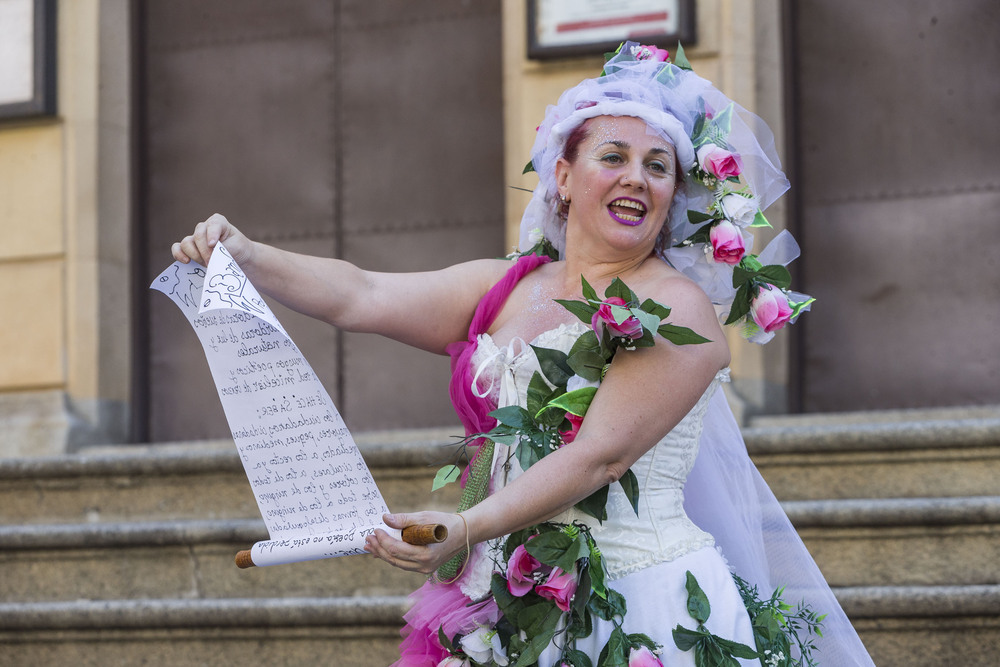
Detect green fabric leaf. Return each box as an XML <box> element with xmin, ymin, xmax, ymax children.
<box><xmin>672</xmin><ymin>625</ymin><xmax>707</xmax><ymax>651</ymax></box>
<box><xmin>523</xmin><ymin>159</ymin><xmax>535</xmax><ymax>175</ymax></box>
<box><xmin>685</xmin><ymin>571</ymin><xmax>712</xmax><ymax>624</ymax></box>
<box><xmin>544</xmin><ymin>387</ymin><xmax>597</xmax><ymax>418</ymax></box>
<box><xmin>687</xmin><ymin>209</ymin><xmax>715</xmax><ymax>224</ymax></box>
<box><xmin>567</xmin><ymin>349</ymin><xmax>606</xmax><ymax>383</ymax></box>
<box><xmin>431</xmin><ymin>464</ymin><xmax>461</xmax><ymax>492</ymax></box>
<box><xmin>724</xmin><ymin>283</ymin><xmax>752</xmax><ymax>325</ymax></box>
<box><xmin>588</xmin><ymin>548</ymin><xmax>607</xmax><ymax>599</ymax></box>
<box><xmin>575</xmin><ymin>484</ymin><xmax>610</xmax><ymax>523</ymax></box>
<box><xmin>631</xmin><ymin>307</ymin><xmax>662</xmax><ymax>334</ymax></box>
<box><xmin>526</xmin><ymin>371</ymin><xmax>553</xmax><ymax>418</ymax></box>
<box><xmin>490</xmin><ymin>405</ymin><xmax>535</xmax><ymax>430</ymax></box>
<box><xmin>657</xmin><ymin>323</ymin><xmax>711</xmax><ymax>345</ymax></box>
<box><xmin>604</xmin><ymin>277</ymin><xmax>635</xmax><ymax>302</ymax></box>
<box><xmin>531</xmin><ymin>345</ymin><xmax>573</xmax><ymax>387</ymax></box>
<box><xmin>751</xmin><ymin>210</ymin><xmax>771</xmax><ymax>228</ymax></box>
<box><xmin>638</xmin><ymin>298</ymin><xmax>671</xmax><ymax>320</ymax></box>
<box><xmin>555</xmin><ymin>298</ymin><xmax>598</xmax><ymax>325</ymax></box>
<box><xmin>618</xmin><ymin>469</ymin><xmax>640</xmax><ymax>515</ymax></box>
<box><xmin>715</xmin><ymin>636</ymin><xmax>760</xmax><ymax>659</ymax></box>
<box><xmin>581</xmin><ymin>275</ymin><xmax>600</xmax><ymax>302</ymax></box>
<box><xmin>673</xmin><ymin>42</ymin><xmax>693</xmax><ymax>70</ymax></box>
<box><xmin>756</xmin><ymin>264</ymin><xmax>792</xmax><ymax>289</ymax></box>
<box><xmin>561</xmin><ymin>648</ymin><xmax>594</xmax><ymax>667</ymax></box>
<box><xmin>598</xmin><ymin>627</ymin><xmax>631</xmax><ymax>667</ymax></box>
<box><xmin>525</xmin><ymin>530</ymin><xmax>586</xmax><ymax>571</ymax></box>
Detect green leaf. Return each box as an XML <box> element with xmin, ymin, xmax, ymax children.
<box><xmin>544</xmin><ymin>387</ymin><xmax>597</xmax><ymax>418</ymax></box>
<box><xmin>598</xmin><ymin>626</ymin><xmax>631</xmax><ymax>667</ymax></box>
<box><xmin>431</xmin><ymin>464</ymin><xmax>461</xmax><ymax>492</ymax></box>
<box><xmin>618</xmin><ymin>469</ymin><xmax>640</xmax><ymax>515</ymax></box>
<box><xmin>673</xmin><ymin>42</ymin><xmax>693</xmax><ymax>70</ymax></box>
<box><xmin>687</xmin><ymin>209</ymin><xmax>715</xmax><ymax>224</ymax></box>
<box><xmin>638</xmin><ymin>298</ymin><xmax>671</xmax><ymax>320</ymax></box>
<box><xmin>561</xmin><ymin>648</ymin><xmax>593</xmax><ymax>667</ymax></box>
<box><xmin>751</xmin><ymin>210</ymin><xmax>771</xmax><ymax>228</ymax></box>
<box><xmin>568</xmin><ymin>328</ymin><xmax>600</xmax><ymax>355</ymax></box>
<box><xmin>715</xmin><ymin>636</ymin><xmax>760</xmax><ymax>659</ymax></box>
<box><xmin>790</xmin><ymin>296</ymin><xmax>816</xmax><ymax>319</ymax></box>
<box><xmin>587</xmin><ymin>548</ymin><xmax>607</xmax><ymax>599</ymax></box>
<box><xmin>526</xmin><ymin>371</ymin><xmax>552</xmax><ymax>418</ymax></box>
<box><xmin>531</xmin><ymin>345</ymin><xmax>573</xmax><ymax>387</ymax></box>
<box><xmin>575</xmin><ymin>484</ymin><xmax>610</xmax><ymax>522</ymax></box>
<box><xmin>555</xmin><ymin>298</ymin><xmax>597</xmax><ymax>325</ymax></box>
<box><xmin>490</xmin><ymin>405</ymin><xmax>535</xmax><ymax>430</ymax></box>
<box><xmin>657</xmin><ymin>323</ymin><xmax>711</xmax><ymax>345</ymax></box>
<box><xmin>604</xmin><ymin>277</ymin><xmax>635</xmax><ymax>302</ymax></box>
<box><xmin>522</xmin><ymin>159</ymin><xmax>535</xmax><ymax>175</ymax></box>
<box><xmin>631</xmin><ymin>307</ymin><xmax>662</xmax><ymax>334</ymax></box>
<box><xmin>525</xmin><ymin>530</ymin><xmax>586</xmax><ymax>571</ymax></box>
<box><xmin>609</xmin><ymin>303</ymin><xmax>633</xmax><ymax>326</ymax></box>
<box><xmin>567</xmin><ymin>349</ymin><xmax>606</xmax><ymax>383</ymax></box>
<box><xmin>588</xmin><ymin>586</ymin><xmax>627</xmax><ymax>623</ymax></box>
<box><xmin>513</xmin><ymin>607</ymin><xmax>563</xmax><ymax>667</ymax></box>
<box><xmin>756</xmin><ymin>264</ymin><xmax>792</xmax><ymax>289</ymax></box>
<box><xmin>672</xmin><ymin>625</ymin><xmax>707</xmax><ymax>651</ymax></box>
<box><xmin>580</xmin><ymin>274</ymin><xmax>599</xmax><ymax>302</ymax></box>
<box><xmin>724</xmin><ymin>283</ymin><xmax>752</xmax><ymax>325</ymax></box>
<box><xmin>685</xmin><ymin>571</ymin><xmax>712</xmax><ymax>624</ymax></box>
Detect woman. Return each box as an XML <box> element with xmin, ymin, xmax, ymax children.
<box><xmin>173</xmin><ymin>44</ymin><xmax>872</xmax><ymax>666</ymax></box>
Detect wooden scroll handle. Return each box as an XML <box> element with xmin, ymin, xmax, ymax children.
<box><xmin>234</xmin><ymin>523</ymin><xmax>447</xmax><ymax>569</ymax></box>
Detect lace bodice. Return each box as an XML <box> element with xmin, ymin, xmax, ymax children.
<box><xmin>463</xmin><ymin>321</ymin><xmax>725</xmax><ymax>596</ymax></box>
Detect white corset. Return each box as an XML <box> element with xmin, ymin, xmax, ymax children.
<box><xmin>461</xmin><ymin>321</ymin><xmax>725</xmax><ymax>598</ymax></box>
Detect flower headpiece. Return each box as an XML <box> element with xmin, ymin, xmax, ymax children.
<box><xmin>517</xmin><ymin>42</ymin><xmax>813</xmax><ymax>344</ymax></box>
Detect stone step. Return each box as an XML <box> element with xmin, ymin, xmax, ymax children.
<box><xmin>745</xmin><ymin>413</ymin><xmax>1000</xmax><ymax>500</ymax></box>
<box><xmin>0</xmin><ymin>586</ymin><xmax>996</xmax><ymax>667</ymax></box>
<box><xmin>786</xmin><ymin>496</ymin><xmax>1000</xmax><ymax>587</ymax></box>
<box><xmin>4</xmin><ymin>496</ymin><xmax>997</xmax><ymax>605</ymax></box>
<box><xmin>843</xmin><ymin>584</ymin><xmax>1000</xmax><ymax>667</ymax></box>
<box><xmin>0</xmin><ymin>519</ymin><xmax>425</xmax><ymax>603</ymax></box>
<box><xmin>0</xmin><ymin>596</ymin><xmax>409</xmax><ymax>667</ymax></box>
<box><xmin>0</xmin><ymin>429</ymin><xmax>463</xmax><ymax>526</ymax></box>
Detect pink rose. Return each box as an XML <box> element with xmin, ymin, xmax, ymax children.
<box><xmin>634</xmin><ymin>44</ymin><xmax>670</xmax><ymax>62</ymax></box>
<box><xmin>559</xmin><ymin>412</ymin><xmax>585</xmax><ymax>445</ymax></box>
<box><xmin>696</xmin><ymin>144</ymin><xmax>742</xmax><ymax>179</ymax></box>
<box><xmin>536</xmin><ymin>566</ymin><xmax>577</xmax><ymax>612</ymax></box>
<box><xmin>591</xmin><ymin>297</ymin><xmax>643</xmax><ymax>339</ymax></box>
<box><xmin>750</xmin><ymin>285</ymin><xmax>793</xmax><ymax>333</ymax></box>
<box><xmin>628</xmin><ymin>645</ymin><xmax>664</xmax><ymax>667</ymax></box>
<box><xmin>506</xmin><ymin>544</ymin><xmax>542</xmax><ymax>597</ymax></box>
<box><xmin>709</xmin><ymin>220</ymin><xmax>746</xmax><ymax>265</ymax></box>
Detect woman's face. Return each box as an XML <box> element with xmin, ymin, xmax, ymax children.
<box><xmin>555</xmin><ymin>115</ymin><xmax>678</xmax><ymax>256</ymax></box>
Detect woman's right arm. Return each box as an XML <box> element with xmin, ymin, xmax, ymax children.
<box><xmin>172</xmin><ymin>213</ymin><xmax>510</xmax><ymax>353</ymax></box>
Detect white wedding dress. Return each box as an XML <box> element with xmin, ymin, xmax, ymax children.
<box><xmin>464</xmin><ymin>321</ymin><xmax>758</xmax><ymax>666</ymax></box>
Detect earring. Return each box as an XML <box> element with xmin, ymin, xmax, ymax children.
<box><xmin>559</xmin><ymin>193</ymin><xmax>570</xmax><ymax>204</ymax></box>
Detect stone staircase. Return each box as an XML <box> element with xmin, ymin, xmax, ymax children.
<box><xmin>1</xmin><ymin>408</ymin><xmax>998</xmax><ymax>666</ymax></box>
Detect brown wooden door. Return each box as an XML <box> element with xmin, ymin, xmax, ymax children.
<box><xmin>138</xmin><ymin>1</ymin><xmax>504</xmax><ymax>441</ymax></box>
<box><xmin>789</xmin><ymin>0</ymin><xmax>1000</xmax><ymax>411</ymax></box>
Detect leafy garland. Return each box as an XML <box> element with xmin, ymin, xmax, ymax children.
<box><xmin>434</xmin><ymin>275</ymin><xmax>708</xmax><ymax>524</ymax></box>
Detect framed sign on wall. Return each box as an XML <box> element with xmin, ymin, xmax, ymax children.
<box><xmin>528</xmin><ymin>0</ymin><xmax>695</xmax><ymax>60</ymax></box>
<box><xmin>0</xmin><ymin>0</ymin><xmax>57</xmax><ymax>120</ymax></box>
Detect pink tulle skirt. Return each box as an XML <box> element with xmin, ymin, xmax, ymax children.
<box><xmin>392</xmin><ymin>574</ymin><xmax>499</xmax><ymax>667</ymax></box>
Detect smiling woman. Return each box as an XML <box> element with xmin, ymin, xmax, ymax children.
<box><xmin>171</xmin><ymin>41</ymin><xmax>869</xmax><ymax>667</ymax></box>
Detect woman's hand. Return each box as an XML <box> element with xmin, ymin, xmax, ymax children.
<box><xmin>365</xmin><ymin>511</ymin><xmax>470</xmax><ymax>575</ymax></box>
<box><xmin>171</xmin><ymin>213</ymin><xmax>254</xmax><ymax>267</ymax></box>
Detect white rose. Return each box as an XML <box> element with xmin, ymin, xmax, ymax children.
<box><xmin>460</xmin><ymin>627</ymin><xmax>508</xmax><ymax>666</ymax></box>
<box><xmin>720</xmin><ymin>193</ymin><xmax>758</xmax><ymax>227</ymax></box>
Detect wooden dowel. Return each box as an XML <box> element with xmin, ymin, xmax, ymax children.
<box><xmin>401</xmin><ymin>523</ymin><xmax>449</xmax><ymax>545</ymax></box>
<box><xmin>235</xmin><ymin>549</ymin><xmax>255</xmax><ymax>569</ymax></box>
<box><xmin>233</xmin><ymin>523</ymin><xmax>448</xmax><ymax>569</ymax></box>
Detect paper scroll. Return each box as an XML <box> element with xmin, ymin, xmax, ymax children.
<box><xmin>151</xmin><ymin>244</ymin><xmax>397</xmax><ymax>566</ymax></box>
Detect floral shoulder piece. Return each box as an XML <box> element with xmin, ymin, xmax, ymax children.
<box><xmin>434</xmin><ymin>275</ymin><xmax>708</xmax><ymax>522</ymax></box>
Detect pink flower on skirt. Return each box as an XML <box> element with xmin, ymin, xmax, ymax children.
<box><xmin>536</xmin><ymin>566</ymin><xmax>578</xmax><ymax>612</ymax></box>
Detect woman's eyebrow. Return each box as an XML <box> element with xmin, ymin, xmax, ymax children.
<box><xmin>595</xmin><ymin>140</ymin><xmax>672</xmax><ymax>156</ymax></box>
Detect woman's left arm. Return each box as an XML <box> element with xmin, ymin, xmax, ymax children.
<box><xmin>365</xmin><ymin>277</ymin><xmax>731</xmax><ymax>573</ymax></box>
